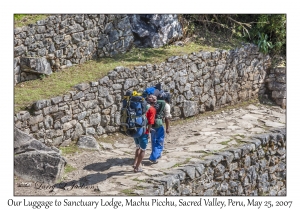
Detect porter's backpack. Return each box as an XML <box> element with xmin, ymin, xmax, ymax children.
<box><xmin>153</xmin><ymin>100</ymin><xmax>166</xmax><ymax>128</ymax></box>
<box><xmin>142</xmin><ymin>84</ymin><xmax>172</xmax><ymax>128</ymax></box>
<box><xmin>120</xmin><ymin>90</ymin><xmax>148</xmax><ymax>138</ymax></box>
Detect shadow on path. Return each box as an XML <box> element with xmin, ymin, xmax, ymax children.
<box><xmin>54</xmin><ymin>157</ymin><xmax>134</xmax><ymax>188</ymax></box>
<box><xmin>84</xmin><ymin>157</ymin><xmax>133</xmax><ymax>172</ymax></box>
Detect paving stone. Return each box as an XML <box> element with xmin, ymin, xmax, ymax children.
<box><xmin>249</xmin><ymin>127</ymin><xmax>266</xmax><ymax>134</ymax></box>
<box><xmin>99</xmin><ymin>142</ymin><xmax>113</xmax><ymax>150</ymax></box>
<box><xmin>14</xmin><ymin>102</ymin><xmax>286</xmax><ymax>196</ymax></box>
<box><xmin>114</xmin><ymin>143</ymin><xmax>130</xmax><ymax>148</ymax></box>
<box><xmin>262</xmin><ymin>120</ymin><xmax>285</xmax><ymax>128</ymax></box>
<box><xmin>246</xmin><ymin>104</ymin><xmax>259</xmax><ymax>110</ymax></box>
<box><xmin>184</xmin><ymin>145</ymin><xmax>206</xmax><ymax>152</ymax></box>
<box><xmin>205</xmin><ymin>144</ymin><xmax>227</xmax><ymax>151</ymax></box>
<box><xmin>151</xmin><ymin>160</ymin><xmax>180</xmax><ymax>169</ymax></box>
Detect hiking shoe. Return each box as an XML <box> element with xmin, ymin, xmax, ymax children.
<box><xmin>149</xmin><ymin>160</ymin><xmax>158</xmax><ymax>164</ymax></box>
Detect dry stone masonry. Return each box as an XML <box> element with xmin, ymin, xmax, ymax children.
<box><xmin>265</xmin><ymin>67</ymin><xmax>286</xmax><ymax>108</ymax></box>
<box><xmin>129</xmin><ymin>14</ymin><xmax>182</xmax><ymax>48</ymax></box>
<box><xmin>14</xmin><ymin>44</ymin><xmax>270</xmax><ymax>147</ymax></box>
<box><xmin>13</xmin><ymin>15</ymin><xmax>287</xmax><ymax>195</ymax></box>
<box><xmin>144</xmin><ymin>128</ymin><xmax>286</xmax><ymax>196</ymax></box>
<box><xmin>14</xmin><ymin>14</ymin><xmax>183</xmax><ymax>84</ymax></box>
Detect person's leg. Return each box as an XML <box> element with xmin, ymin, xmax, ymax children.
<box><xmin>149</xmin><ymin>128</ymin><xmax>158</xmax><ymax>162</ymax></box>
<box><xmin>133</xmin><ymin>138</ymin><xmax>140</xmax><ymax>167</ymax></box>
<box><xmin>134</xmin><ymin>134</ymin><xmax>148</xmax><ymax>172</ymax></box>
<box><xmin>133</xmin><ymin>148</ymin><xmax>140</xmax><ymax>167</ymax></box>
<box><xmin>156</xmin><ymin>126</ymin><xmax>165</xmax><ymax>159</ymax></box>
<box><xmin>134</xmin><ymin>150</ymin><xmax>145</xmax><ymax>172</ymax></box>
<box><xmin>149</xmin><ymin>126</ymin><xmax>165</xmax><ymax>162</ymax></box>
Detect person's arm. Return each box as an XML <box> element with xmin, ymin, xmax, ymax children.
<box><xmin>147</xmin><ymin>106</ymin><xmax>156</xmax><ymax>138</ymax></box>
<box><xmin>147</xmin><ymin>124</ymin><xmax>153</xmax><ymax>136</ymax></box>
<box><xmin>164</xmin><ymin>103</ymin><xmax>171</xmax><ymax>134</ymax></box>
<box><xmin>165</xmin><ymin>117</ymin><xmax>170</xmax><ymax>134</ymax></box>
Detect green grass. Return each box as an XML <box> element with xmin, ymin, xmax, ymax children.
<box><xmin>121</xmin><ymin>185</ymin><xmax>145</xmax><ymax>195</ymax></box>
<box><xmin>14</xmin><ymin>18</ymin><xmax>242</xmax><ymax>114</ymax></box>
<box><xmin>172</xmin><ymin>158</ymin><xmax>191</xmax><ymax>168</ymax></box>
<box><xmin>14</xmin><ymin>43</ymin><xmax>218</xmax><ymax>113</ymax></box>
<box><xmin>121</xmin><ymin>188</ymin><xmax>135</xmax><ymax>196</ymax></box>
<box><xmin>14</xmin><ymin>14</ymin><xmax>49</xmax><ymax>27</ymax></box>
<box><xmin>64</xmin><ymin>164</ymin><xmax>76</xmax><ymax>173</ymax></box>
<box><xmin>220</xmin><ymin>140</ymin><xmax>232</xmax><ymax>146</ymax></box>
<box><xmin>59</xmin><ymin>144</ymin><xmax>82</xmax><ymax>156</ymax></box>
<box><xmin>234</xmin><ymin>134</ymin><xmax>245</xmax><ymax>138</ymax></box>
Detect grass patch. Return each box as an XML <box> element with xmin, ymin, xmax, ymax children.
<box><xmin>134</xmin><ymin>186</ymin><xmax>145</xmax><ymax>190</ymax></box>
<box><xmin>226</xmin><ymin>135</ymin><xmax>244</xmax><ymax>145</ymax></box>
<box><xmin>14</xmin><ymin>14</ymin><xmax>49</xmax><ymax>28</ymax></box>
<box><xmin>172</xmin><ymin>158</ymin><xmax>191</xmax><ymax>168</ymax></box>
<box><xmin>234</xmin><ymin>134</ymin><xmax>245</xmax><ymax>138</ymax></box>
<box><xmin>96</xmin><ymin>133</ymin><xmax>126</xmax><ymax>144</ymax></box>
<box><xmin>132</xmin><ymin>178</ymin><xmax>141</xmax><ymax>182</ymax></box>
<box><xmin>132</xmin><ymin>178</ymin><xmax>146</xmax><ymax>182</ymax></box>
<box><xmin>121</xmin><ymin>188</ymin><xmax>135</xmax><ymax>196</ymax></box>
<box><xmin>14</xmin><ymin>30</ymin><xmax>242</xmax><ymax>114</ymax></box>
<box><xmin>201</xmin><ymin>151</ymin><xmax>216</xmax><ymax>157</ymax></box>
<box><xmin>64</xmin><ymin>164</ymin><xmax>76</xmax><ymax>174</ymax></box>
<box><xmin>59</xmin><ymin>144</ymin><xmax>82</xmax><ymax>156</ymax></box>
<box><xmin>220</xmin><ymin>140</ymin><xmax>232</xmax><ymax>146</ymax></box>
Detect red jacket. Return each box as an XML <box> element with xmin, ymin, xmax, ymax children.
<box><xmin>145</xmin><ymin>106</ymin><xmax>156</xmax><ymax>134</ymax></box>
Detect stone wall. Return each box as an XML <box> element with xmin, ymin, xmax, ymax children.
<box><xmin>144</xmin><ymin>128</ymin><xmax>286</xmax><ymax>196</ymax></box>
<box><xmin>14</xmin><ymin>14</ymin><xmax>183</xmax><ymax>84</ymax></box>
<box><xmin>14</xmin><ymin>44</ymin><xmax>271</xmax><ymax>147</ymax></box>
<box><xmin>14</xmin><ymin>14</ymin><xmax>134</xmax><ymax>83</ymax></box>
<box><xmin>265</xmin><ymin>67</ymin><xmax>286</xmax><ymax>109</ymax></box>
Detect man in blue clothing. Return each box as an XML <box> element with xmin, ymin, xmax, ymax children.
<box><xmin>149</xmin><ymin>93</ymin><xmax>171</xmax><ymax>163</ymax></box>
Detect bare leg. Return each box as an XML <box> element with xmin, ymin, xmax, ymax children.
<box><xmin>134</xmin><ymin>150</ymin><xmax>145</xmax><ymax>172</ymax></box>
<box><xmin>133</xmin><ymin>148</ymin><xmax>140</xmax><ymax>168</ymax></box>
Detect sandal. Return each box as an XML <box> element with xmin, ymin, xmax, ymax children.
<box><xmin>134</xmin><ymin>167</ymin><xmax>143</xmax><ymax>173</ymax></box>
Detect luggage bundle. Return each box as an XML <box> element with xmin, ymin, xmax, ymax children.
<box><xmin>120</xmin><ymin>83</ymin><xmax>172</xmax><ymax>137</ymax></box>
<box><xmin>120</xmin><ymin>90</ymin><xmax>148</xmax><ymax>138</ymax></box>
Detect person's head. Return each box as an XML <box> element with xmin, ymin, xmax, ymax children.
<box><xmin>147</xmin><ymin>94</ymin><xmax>157</xmax><ymax>105</ymax></box>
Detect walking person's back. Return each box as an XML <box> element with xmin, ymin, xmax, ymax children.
<box><xmin>132</xmin><ymin>95</ymin><xmax>157</xmax><ymax>172</ymax></box>
<box><xmin>149</xmin><ymin>92</ymin><xmax>172</xmax><ymax>163</ymax></box>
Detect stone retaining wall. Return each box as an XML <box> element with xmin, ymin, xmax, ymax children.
<box><xmin>14</xmin><ymin>14</ymin><xmax>183</xmax><ymax>84</ymax></box>
<box><xmin>144</xmin><ymin>128</ymin><xmax>286</xmax><ymax>196</ymax></box>
<box><xmin>265</xmin><ymin>67</ymin><xmax>286</xmax><ymax>109</ymax></box>
<box><xmin>14</xmin><ymin>14</ymin><xmax>134</xmax><ymax>83</ymax></box>
<box><xmin>14</xmin><ymin>44</ymin><xmax>271</xmax><ymax>147</ymax></box>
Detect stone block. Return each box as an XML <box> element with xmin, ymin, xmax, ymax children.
<box><xmin>20</xmin><ymin>57</ymin><xmax>52</xmax><ymax>75</ymax></box>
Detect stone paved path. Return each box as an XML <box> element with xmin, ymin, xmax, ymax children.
<box><xmin>14</xmin><ymin>102</ymin><xmax>286</xmax><ymax>196</ymax></box>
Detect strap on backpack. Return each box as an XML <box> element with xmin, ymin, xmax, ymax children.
<box><xmin>156</xmin><ymin>100</ymin><xmax>166</xmax><ymax>119</ymax></box>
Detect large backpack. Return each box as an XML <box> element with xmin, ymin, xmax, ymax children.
<box><xmin>142</xmin><ymin>84</ymin><xmax>171</xmax><ymax>128</ymax></box>
<box><xmin>153</xmin><ymin>100</ymin><xmax>166</xmax><ymax>128</ymax></box>
<box><xmin>120</xmin><ymin>90</ymin><xmax>148</xmax><ymax>138</ymax></box>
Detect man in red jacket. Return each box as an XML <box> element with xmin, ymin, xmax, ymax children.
<box><xmin>133</xmin><ymin>95</ymin><xmax>157</xmax><ymax>173</ymax></box>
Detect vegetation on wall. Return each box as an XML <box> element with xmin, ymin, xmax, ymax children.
<box><xmin>14</xmin><ymin>14</ymin><xmax>49</xmax><ymax>27</ymax></box>
<box><xmin>14</xmin><ymin>14</ymin><xmax>285</xmax><ymax>113</ymax></box>
<box><xmin>180</xmin><ymin>14</ymin><xmax>286</xmax><ymax>56</ymax></box>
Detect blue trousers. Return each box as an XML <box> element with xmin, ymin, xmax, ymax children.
<box><xmin>149</xmin><ymin>126</ymin><xmax>165</xmax><ymax>161</ymax></box>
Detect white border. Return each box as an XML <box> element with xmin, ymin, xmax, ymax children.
<box><xmin>2</xmin><ymin>0</ymin><xmax>299</xmax><ymax>209</ymax></box>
